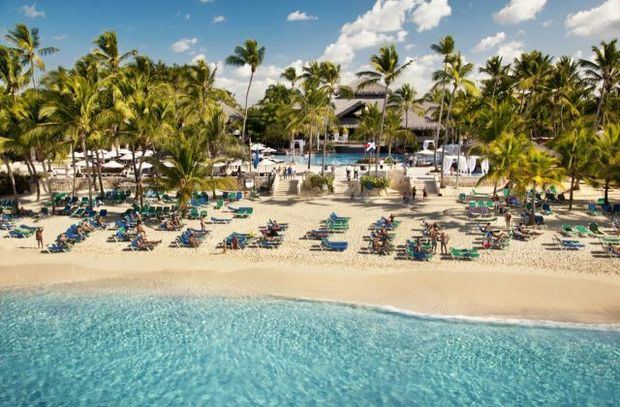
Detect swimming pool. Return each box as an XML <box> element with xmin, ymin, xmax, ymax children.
<box><xmin>1</xmin><ymin>292</ymin><xmax>618</xmax><ymax>405</ymax></box>
<box><xmin>274</xmin><ymin>153</ymin><xmax>405</xmax><ymax>166</ymax></box>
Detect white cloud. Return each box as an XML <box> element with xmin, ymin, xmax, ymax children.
<box><xmin>565</xmin><ymin>0</ymin><xmax>620</xmax><ymax>38</ymax></box>
<box><xmin>473</xmin><ymin>32</ymin><xmax>506</xmax><ymax>53</ymax></box>
<box><xmin>199</xmin><ymin>0</ymin><xmax>213</xmax><ymax>3</ymax></box>
<box><xmin>170</xmin><ymin>37</ymin><xmax>198</xmax><ymax>53</ymax></box>
<box><xmin>394</xmin><ymin>53</ymin><xmax>443</xmax><ymax>94</ymax></box>
<box><xmin>411</xmin><ymin>0</ymin><xmax>451</xmax><ymax>32</ymax></box>
<box><xmin>320</xmin><ymin>0</ymin><xmax>448</xmax><ymax>66</ymax></box>
<box><xmin>497</xmin><ymin>40</ymin><xmax>524</xmax><ymax>62</ymax></box>
<box><xmin>184</xmin><ymin>13</ymin><xmax>191</xmax><ymax>21</ymax></box>
<box><xmin>493</xmin><ymin>0</ymin><xmax>546</xmax><ymax>25</ymax></box>
<box><xmin>541</xmin><ymin>19</ymin><xmax>553</xmax><ymax>28</ymax></box>
<box><xmin>52</xmin><ymin>34</ymin><xmax>68</xmax><ymax>40</ymax></box>
<box><xmin>405</xmin><ymin>43</ymin><xmax>416</xmax><ymax>51</ymax></box>
<box><xmin>212</xmin><ymin>15</ymin><xmax>226</xmax><ymax>23</ymax></box>
<box><xmin>286</xmin><ymin>11</ymin><xmax>318</xmax><ymax>22</ymax></box>
<box><xmin>20</xmin><ymin>4</ymin><xmax>46</xmax><ymax>18</ymax></box>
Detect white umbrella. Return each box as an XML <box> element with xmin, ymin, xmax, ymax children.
<box><xmin>212</xmin><ymin>162</ymin><xmax>226</xmax><ymax>168</ymax></box>
<box><xmin>102</xmin><ymin>160</ymin><xmax>125</xmax><ymax>169</ymax></box>
<box><xmin>117</xmin><ymin>148</ymin><xmax>132</xmax><ymax>156</ymax></box>
<box><xmin>262</xmin><ymin>147</ymin><xmax>277</xmax><ymax>154</ymax></box>
<box><xmin>250</xmin><ymin>143</ymin><xmax>266</xmax><ymax>151</ymax></box>
<box><xmin>74</xmin><ymin>160</ymin><xmax>88</xmax><ymax>167</ymax></box>
<box><xmin>162</xmin><ymin>161</ymin><xmax>175</xmax><ymax>168</ymax></box>
<box><xmin>140</xmin><ymin>162</ymin><xmax>153</xmax><ymax>169</ymax></box>
<box><xmin>119</xmin><ymin>154</ymin><xmax>134</xmax><ymax>162</ymax></box>
<box><xmin>74</xmin><ymin>152</ymin><xmax>85</xmax><ymax>158</ymax></box>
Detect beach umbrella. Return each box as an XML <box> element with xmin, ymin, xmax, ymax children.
<box><xmin>140</xmin><ymin>162</ymin><xmax>153</xmax><ymax>170</ymax></box>
<box><xmin>162</xmin><ymin>161</ymin><xmax>175</xmax><ymax>168</ymax></box>
<box><xmin>262</xmin><ymin>147</ymin><xmax>277</xmax><ymax>154</ymax></box>
<box><xmin>212</xmin><ymin>162</ymin><xmax>226</xmax><ymax>168</ymax></box>
<box><xmin>116</xmin><ymin>148</ymin><xmax>132</xmax><ymax>156</ymax></box>
<box><xmin>74</xmin><ymin>152</ymin><xmax>85</xmax><ymax>158</ymax></box>
<box><xmin>260</xmin><ymin>158</ymin><xmax>277</xmax><ymax>167</ymax></box>
<box><xmin>102</xmin><ymin>160</ymin><xmax>125</xmax><ymax>169</ymax></box>
<box><xmin>119</xmin><ymin>154</ymin><xmax>134</xmax><ymax>162</ymax></box>
<box><xmin>250</xmin><ymin>143</ymin><xmax>266</xmax><ymax>151</ymax></box>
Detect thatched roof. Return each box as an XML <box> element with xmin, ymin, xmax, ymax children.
<box><xmin>218</xmin><ymin>101</ymin><xmax>242</xmax><ymax>121</ymax></box>
<box><xmin>333</xmin><ymin>97</ymin><xmax>439</xmax><ymax>130</ymax></box>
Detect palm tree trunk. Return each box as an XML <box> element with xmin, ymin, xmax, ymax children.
<box><xmin>71</xmin><ymin>145</ymin><xmax>77</xmax><ymax>199</ymax></box>
<box><xmin>321</xmin><ymin>122</ymin><xmax>327</xmax><ymax>175</ymax></box>
<box><xmin>568</xmin><ymin>174</ymin><xmax>575</xmax><ymax>210</ymax></box>
<box><xmin>455</xmin><ymin>132</ymin><xmax>462</xmax><ymax>189</ymax></box>
<box><xmin>95</xmin><ymin>150</ymin><xmax>105</xmax><ymax>195</ymax></box>
<box><xmin>81</xmin><ymin>137</ymin><xmax>93</xmax><ymax>206</ymax></box>
<box><xmin>31</xmin><ymin>61</ymin><xmax>38</xmax><ymax>92</ymax></box>
<box><xmin>594</xmin><ymin>86</ymin><xmax>605</xmax><ymax>131</ymax></box>
<box><xmin>433</xmin><ymin>70</ymin><xmax>447</xmax><ymax>170</ymax></box>
<box><xmin>130</xmin><ymin>146</ymin><xmax>141</xmax><ymax>207</ymax></box>
<box><xmin>376</xmin><ymin>84</ymin><xmax>389</xmax><ymax>176</ymax></box>
<box><xmin>29</xmin><ymin>157</ymin><xmax>41</xmax><ymax>201</ymax></box>
<box><xmin>307</xmin><ymin>129</ymin><xmax>313</xmax><ymax>170</ymax></box>
<box><xmin>439</xmin><ymin>88</ymin><xmax>456</xmax><ymax>187</ymax></box>
<box><xmin>2</xmin><ymin>157</ymin><xmax>19</xmax><ymax>209</ymax></box>
<box><xmin>604</xmin><ymin>178</ymin><xmax>609</xmax><ymax>205</ymax></box>
<box><xmin>242</xmin><ymin>71</ymin><xmax>254</xmax><ymax>170</ymax></box>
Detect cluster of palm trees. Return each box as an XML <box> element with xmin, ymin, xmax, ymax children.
<box><xmin>424</xmin><ymin>35</ymin><xmax>619</xmax><ymax>209</ymax></box>
<box><xmin>1</xmin><ymin>24</ymin><xmax>244</xmax><ymax>210</ymax></box>
<box><xmin>1</xmin><ymin>22</ymin><xmax>618</xmax><ymax>213</ymax></box>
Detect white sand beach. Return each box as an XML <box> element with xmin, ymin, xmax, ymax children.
<box><xmin>2</xmin><ymin>184</ymin><xmax>619</xmax><ymax>325</ymax></box>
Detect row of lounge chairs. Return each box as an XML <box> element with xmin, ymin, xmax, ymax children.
<box><xmin>255</xmin><ymin>220</ymin><xmax>287</xmax><ymax>249</ymax></box>
<box><xmin>46</xmin><ymin>219</ymin><xmax>108</xmax><ymax>253</ymax></box>
<box><xmin>586</xmin><ymin>202</ymin><xmax>620</xmax><ymax>216</ymax></box>
<box><xmin>172</xmin><ymin>228</ymin><xmax>209</xmax><ymax>248</ymax></box>
<box><xmin>367</xmin><ymin>216</ymin><xmax>398</xmax><ymax>255</ymax></box>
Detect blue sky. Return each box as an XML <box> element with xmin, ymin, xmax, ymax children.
<box><xmin>1</xmin><ymin>0</ymin><xmax>619</xmax><ymax>103</ymax></box>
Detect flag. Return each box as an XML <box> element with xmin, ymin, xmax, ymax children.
<box><xmin>365</xmin><ymin>142</ymin><xmax>376</xmax><ymax>152</ymax></box>
<box><xmin>251</xmin><ymin>150</ymin><xmax>260</xmax><ymax>169</ymax></box>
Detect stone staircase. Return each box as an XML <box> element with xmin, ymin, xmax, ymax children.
<box><xmin>410</xmin><ymin>175</ymin><xmax>439</xmax><ymax>196</ymax></box>
<box><xmin>272</xmin><ymin>178</ymin><xmax>300</xmax><ymax>197</ymax></box>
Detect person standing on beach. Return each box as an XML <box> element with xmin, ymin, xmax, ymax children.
<box><xmin>430</xmin><ymin>228</ymin><xmax>438</xmax><ymax>254</ymax></box>
<box><xmin>422</xmin><ymin>187</ymin><xmax>427</xmax><ymax>199</ymax></box>
<box><xmin>505</xmin><ymin>211</ymin><xmax>512</xmax><ymax>229</ymax></box>
<box><xmin>200</xmin><ymin>216</ymin><xmax>206</xmax><ymax>232</ymax></box>
<box><xmin>440</xmin><ymin>232</ymin><xmax>449</xmax><ymax>255</ymax></box>
<box><xmin>412</xmin><ymin>186</ymin><xmax>417</xmax><ymax>201</ymax></box>
<box><xmin>35</xmin><ymin>228</ymin><xmax>43</xmax><ymax>249</ymax></box>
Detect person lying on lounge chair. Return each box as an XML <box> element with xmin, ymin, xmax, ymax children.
<box><xmin>136</xmin><ymin>232</ymin><xmax>162</xmax><ymax>247</ymax></box>
<box><xmin>231</xmin><ymin>235</ymin><xmax>240</xmax><ymax>250</ymax></box>
<box><xmin>188</xmin><ymin>232</ymin><xmax>199</xmax><ymax>248</ymax></box>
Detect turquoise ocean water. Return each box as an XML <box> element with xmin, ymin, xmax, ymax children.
<box><xmin>0</xmin><ymin>291</ymin><xmax>618</xmax><ymax>406</ymax></box>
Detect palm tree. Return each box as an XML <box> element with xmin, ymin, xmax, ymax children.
<box><xmin>475</xmin><ymin>132</ymin><xmax>531</xmax><ymax>196</ymax></box>
<box><xmin>590</xmin><ymin>124</ymin><xmax>620</xmax><ymax>204</ymax></box>
<box><xmin>357</xmin><ymin>44</ymin><xmax>412</xmax><ymax>175</ymax></box>
<box><xmin>356</xmin><ymin>103</ymin><xmax>382</xmax><ymax>145</ymax></box>
<box><xmin>281</xmin><ymin>67</ymin><xmax>299</xmax><ymax>89</ymax></box>
<box><xmin>389</xmin><ymin>83</ymin><xmax>421</xmax><ymax>135</ymax></box>
<box><xmin>430</xmin><ymin>35</ymin><xmax>455</xmax><ymax>169</ymax></box>
<box><xmin>0</xmin><ymin>110</ymin><xmax>20</xmax><ymax>209</ymax></box>
<box><xmin>92</xmin><ymin>30</ymin><xmax>137</xmax><ymax>72</ymax></box>
<box><xmin>522</xmin><ymin>149</ymin><xmax>564</xmax><ymax>221</ymax></box>
<box><xmin>383</xmin><ymin>108</ymin><xmax>408</xmax><ymax>158</ymax></box>
<box><xmin>42</xmin><ymin>75</ymin><xmax>108</xmax><ymax>206</ymax></box>
<box><xmin>547</xmin><ymin>57</ymin><xmax>583</xmax><ymax>137</ymax></box>
<box><xmin>302</xmin><ymin>61</ymin><xmax>349</xmax><ymax>174</ymax></box>
<box><xmin>479</xmin><ymin>55</ymin><xmax>510</xmax><ymax>101</ymax></box>
<box><xmin>435</xmin><ymin>54</ymin><xmax>478</xmax><ymax>185</ymax></box>
<box><xmin>5</xmin><ymin>24</ymin><xmax>58</xmax><ymax>91</ymax></box>
<box><xmin>579</xmin><ymin>39</ymin><xmax>620</xmax><ymax>130</ymax></box>
<box><xmin>554</xmin><ymin>126</ymin><xmax>593</xmax><ymax>210</ymax></box>
<box><xmin>149</xmin><ymin>132</ymin><xmax>235</xmax><ymax>218</ymax></box>
<box><xmin>0</xmin><ymin>46</ymin><xmax>30</xmax><ymax>100</ymax></box>
<box><xmin>225</xmin><ymin>39</ymin><xmax>265</xmax><ymax>145</ymax></box>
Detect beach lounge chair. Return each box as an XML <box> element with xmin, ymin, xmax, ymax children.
<box><xmin>128</xmin><ymin>238</ymin><xmax>157</xmax><ymax>251</ymax></box>
<box><xmin>598</xmin><ymin>235</ymin><xmax>620</xmax><ymax>245</ymax></box>
<box><xmin>457</xmin><ymin>192</ymin><xmax>466</xmax><ymax>203</ymax></box>
<box><xmin>541</xmin><ymin>203</ymin><xmax>553</xmax><ymax>215</ymax></box>
<box><xmin>602</xmin><ymin>204</ymin><xmax>613</xmax><ymax>215</ymax></box>
<box><xmin>320</xmin><ymin>238</ymin><xmax>348</xmax><ymax>252</ymax></box>
<box><xmin>450</xmin><ymin>247</ymin><xmax>480</xmax><ymax>260</ymax></box>
<box><xmin>210</xmin><ymin>217</ymin><xmax>232</xmax><ymax>224</ymax></box>
<box><xmin>8</xmin><ymin>228</ymin><xmax>34</xmax><ymax>239</ymax></box>
<box><xmin>330</xmin><ymin>213</ymin><xmax>350</xmax><ymax>221</ymax></box>
<box><xmin>561</xmin><ymin>224</ymin><xmax>578</xmax><ymax>237</ymax></box>
<box><xmin>589</xmin><ymin>222</ymin><xmax>603</xmax><ymax>235</ymax></box>
<box><xmin>470</xmin><ymin>189</ymin><xmax>487</xmax><ymax>197</ymax></box>
<box><xmin>553</xmin><ymin>235</ymin><xmax>585</xmax><ymax>250</ymax></box>
<box><xmin>405</xmin><ymin>246</ymin><xmax>432</xmax><ymax>261</ymax></box>
<box><xmin>305</xmin><ymin>229</ymin><xmax>330</xmax><ymax>240</ymax></box>
<box><xmin>214</xmin><ymin>198</ymin><xmax>224</xmax><ymax>210</ymax></box>
<box><xmin>574</xmin><ymin>225</ymin><xmax>594</xmax><ymax>237</ymax></box>
<box><xmin>44</xmin><ymin>243</ymin><xmax>70</xmax><ymax>254</ymax></box>
<box><xmin>257</xmin><ymin>238</ymin><xmax>281</xmax><ymax>249</ymax></box>
<box><xmin>586</xmin><ymin>203</ymin><xmax>598</xmax><ymax>215</ymax></box>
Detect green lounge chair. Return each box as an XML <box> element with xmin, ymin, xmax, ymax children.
<box><xmin>470</xmin><ymin>189</ymin><xmax>487</xmax><ymax>197</ymax></box>
<box><xmin>214</xmin><ymin>198</ymin><xmax>224</xmax><ymax>210</ymax></box>
<box><xmin>450</xmin><ymin>247</ymin><xmax>480</xmax><ymax>260</ymax></box>
<box><xmin>561</xmin><ymin>224</ymin><xmax>577</xmax><ymax>237</ymax></box>
<box><xmin>589</xmin><ymin>222</ymin><xmax>603</xmax><ymax>235</ymax></box>
<box><xmin>574</xmin><ymin>225</ymin><xmax>593</xmax><ymax>237</ymax></box>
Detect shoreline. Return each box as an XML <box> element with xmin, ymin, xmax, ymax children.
<box><xmin>2</xmin><ymin>255</ymin><xmax>619</xmax><ymax>326</ymax></box>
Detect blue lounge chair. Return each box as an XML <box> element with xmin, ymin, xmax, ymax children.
<box><xmin>45</xmin><ymin>243</ymin><xmax>70</xmax><ymax>254</ymax></box>
<box><xmin>210</xmin><ymin>217</ymin><xmax>232</xmax><ymax>224</ymax></box>
<box><xmin>320</xmin><ymin>238</ymin><xmax>348</xmax><ymax>251</ymax></box>
<box><xmin>554</xmin><ymin>235</ymin><xmax>585</xmax><ymax>250</ymax></box>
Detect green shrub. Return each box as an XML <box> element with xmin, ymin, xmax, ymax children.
<box><xmin>360</xmin><ymin>175</ymin><xmax>390</xmax><ymax>190</ymax></box>
<box><xmin>308</xmin><ymin>173</ymin><xmax>334</xmax><ymax>193</ymax></box>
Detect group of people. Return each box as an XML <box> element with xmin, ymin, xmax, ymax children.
<box><xmin>345</xmin><ymin>166</ymin><xmax>359</xmax><ymax>181</ymax></box>
<box><xmin>422</xmin><ymin>221</ymin><xmax>450</xmax><ymax>255</ymax></box>
<box><xmin>277</xmin><ymin>165</ymin><xmax>296</xmax><ymax>180</ymax></box>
